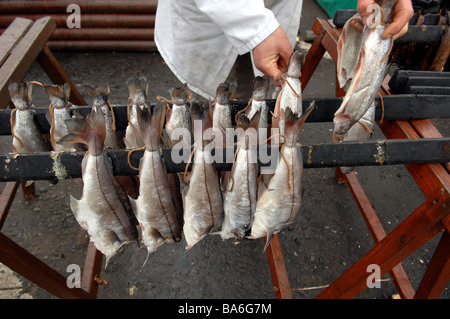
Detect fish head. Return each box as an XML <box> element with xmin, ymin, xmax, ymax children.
<box><xmin>333</xmin><ymin>113</ymin><xmax>356</xmax><ymax>136</ymax></box>
<box><xmin>43</xmin><ymin>83</ymin><xmax>70</xmax><ymax>108</ymax></box>
<box><xmin>168</xmin><ymin>83</ymin><xmax>191</xmax><ymax>106</ymax></box>
<box><xmin>215</xmin><ymin>82</ymin><xmax>237</xmax><ymax>105</ymax></box>
<box><xmin>286</xmin><ymin>50</ymin><xmax>305</xmax><ymax>78</ymax></box>
<box><xmin>8</xmin><ymin>82</ymin><xmax>32</xmax><ymax>110</ymax></box>
<box><xmin>190</xmin><ymin>99</ymin><xmax>213</xmax><ymax>150</ymax></box>
<box><xmin>284</xmin><ymin>101</ymin><xmax>315</xmax><ymax>147</ymax></box>
<box><xmin>252</xmin><ymin>76</ymin><xmax>270</xmax><ymax>101</ymax></box>
<box><xmin>136</xmin><ymin>100</ymin><xmax>166</xmax><ymax>151</ymax></box>
<box><xmin>127</xmin><ymin>76</ymin><xmax>148</xmax><ymax>106</ymax></box>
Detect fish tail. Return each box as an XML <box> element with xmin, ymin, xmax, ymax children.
<box><xmin>136</xmin><ymin>101</ymin><xmax>166</xmax><ymax>149</ymax></box>
<box><xmin>126</xmin><ymin>76</ymin><xmax>148</xmax><ymax>98</ymax></box>
<box><xmin>287</xmin><ymin>50</ymin><xmax>305</xmax><ymax>77</ymax></box>
<box><xmin>283</xmin><ymin>100</ymin><xmax>315</xmax><ymax>145</ymax></box>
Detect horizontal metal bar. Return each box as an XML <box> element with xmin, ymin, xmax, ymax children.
<box><xmin>0</xmin><ymin>138</ymin><xmax>448</xmax><ymax>181</ymax></box>
<box><xmin>1</xmin><ymin>95</ymin><xmax>450</xmax><ymax>135</ymax></box>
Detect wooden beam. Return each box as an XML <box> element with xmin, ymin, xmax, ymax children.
<box><xmin>0</xmin><ymin>17</ymin><xmax>33</xmax><ymax>67</ymax></box>
<box><xmin>36</xmin><ymin>46</ymin><xmax>87</xmax><ymax>106</ymax></box>
<box><xmin>0</xmin><ymin>17</ymin><xmax>56</xmax><ymax>109</ymax></box>
<box><xmin>0</xmin><ymin>232</ymin><xmax>92</xmax><ymax>299</ymax></box>
<box><xmin>414</xmin><ymin>229</ymin><xmax>450</xmax><ymax>299</ymax></box>
<box><xmin>266</xmin><ymin>234</ymin><xmax>293</xmax><ymax>299</ymax></box>
<box><xmin>316</xmin><ymin>190</ymin><xmax>449</xmax><ymax>298</ymax></box>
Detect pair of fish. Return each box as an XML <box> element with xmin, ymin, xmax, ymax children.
<box><xmin>333</xmin><ymin>0</ymin><xmax>395</xmax><ymax>139</ymax></box>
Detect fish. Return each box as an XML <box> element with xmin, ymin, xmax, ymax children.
<box><xmin>340</xmin><ymin>101</ymin><xmax>375</xmax><ymax>174</ymax></box>
<box><xmin>333</xmin><ymin>0</ymin><xmax>395</xmax><ymax>135</ymax></box>
<box><xmin>124</xmin><ymin>76</ymin><xmax>149</xmax><ymax>149</ymax></box>
<box><xmin>219</xmin><ymin>111</ymin><xmax>260</xmax><ymax>240</ymax></box>
<box><xmin>272</xmin><ymin>50</ymin><xmax>304</xmax><ymax>140</ymax></box>
<box><xmin>128</xmin><ymin>101</ymin><xmax>182</xmax><ymax>256</ymax></box>
<box><xmin>213</xmin><ymin>82</ymin><xmax>237</xmax><ymax>192</ymax></box>
<box><xmin>58</xmin><ymin>107</ymin><xmax>139</xmax><ymax>266</ymax></box>
<box><xmin>182</xmin><ymin>100</ymin><xmax>223</xmax><ymax>249</ymax></box>
<box><xmin>249</xmin><ymin>101</ymin><xmax>315</xmax><ymax>251</ymax></box>
<box><xmin>9</xmin><ymin>82</ymin><xmax>52</xmax><ymax>154</ymax></box>
<box><xmin>245</xmin><ymin>76</ymin><xmax>270</xmax><ymax>133</ymax></box>
<box><xmin>212</xmin><ymin>82</ymin><xmax>237</xmax><ymax>143</ymax></box>
<box><xmin>43</xmin><ymin>83</ymin><xmax>86</xmax><ymax>152</ymax></box>
<box><xmin>84</xmin><ymin>84</ymin><xmax>122</xmax><ymax>150</ymax></box>
<box><xmin>165</xmin><ymin>83</ymin><xmax>192</xmax><ymax>148</ymax></box>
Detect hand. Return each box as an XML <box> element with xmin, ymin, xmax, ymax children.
<box><xmin>252</xmin><ymin>26</ymin><xmax>293</xmax><ymax>86</ymax></box>
<box><xmin>357</xmin><ymin>0</ymin><xmax>414</xmax><ymax>40</ymax></box>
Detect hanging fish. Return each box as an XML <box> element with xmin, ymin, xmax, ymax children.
<box><xmin>128</xmin><ymin>101</ymin><xmax>182</xmax><ymax>257</ymax></box>
<box><xmin>124</xmin><ymin>76</ymin><xmax>149</xmax><ymax>149</ymax></box>
<box><xmin>43</xmin><ymin>82</ymin><xmax>86</xmax><ymax>152</ymax></box>
<box><xmin>165</xmin><ymin>83</ymin><xmax>192</xmax><ymax>148</ymax></box>
<box><xmin>84</xmin><ymin>83</ymin><xmax>122</xmax><ymax>150</ymax></box>
<box><xmin>9</xmin><ymin>82</ymin><xmax>52</xmax><ymax>154</ymax></box>
<box><xmin>272</xmin><ymin>50</ymin><xmax>304</xmax><ymax>140</ymax></box>
<box><xmin>182</xmin><ymin>100</ymin><xmax>223</xmax><ymax>249</ymax></box>
<box><xmin>213</xmin><ymin>82</ymin><xmax>237</xmax><ymax>192</ymax></box>
<box><xmin>219</xmin><ymin>111</ymin><xmax>260</xmax><ymax>240</ymax></box>
<box><xmin>333</xmin><ymin>0</ymin><xmax>395</xmax><ymax>135</ymax></box>
<box><xmin>58</xmin><ymin>107</ymin><xmax>139</xmax><ymax>266</ymax></box>
<box><xmin>249</xmin><ymin>101</ymin><xmax>315</xmax><ymax>251</ymax></box>
<box><xmin>244</xmin><ymin>76</ymin><xmax>270</xmax><ymax>133</ymax></box>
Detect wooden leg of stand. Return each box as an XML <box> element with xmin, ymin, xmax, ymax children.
<box><xmin>21</xmin><ymin>181</ymin><xmax>35</xmax><ymax>199</ymax></box>
<box><xmin>414</xmin><ymin>228</ymin><xmax>450</xmax><ymax>299</ymax></box>
<box><xmin>316</xmin><ymin>191</ymin><xmax>449</xmax><ymax>298</ymax></box>
<box><xmin>266</xmin><ymin>234</ymin><xmax>293</xmax><ymax>299</ymax></box>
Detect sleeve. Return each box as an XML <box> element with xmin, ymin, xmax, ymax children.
<box><xmin>193</xmin><ymin>0</ymin><xmax>280</xmax><ymax>54</ymax></box>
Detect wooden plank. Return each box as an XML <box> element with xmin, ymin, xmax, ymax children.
<box><xmin>0</xmin><ymin>1</ymin><xmax>159</xmax><ymax>14</ymax></box>
<box><xmin>81</xmin><ymin>242</ymin><xmax>104</xmax><ymax>298</ymax></box>
<box><xmin>316</xmin><ymin>191</ymin><xmax>449</xmax><ymax>299</ymax></box>
<box><xmin>36</xmin><ymin>46</ymin><xmax>87</xmax><ymax>106</ymax></box>
<box><xmin>335</xmin><ymin>168</ymin><xmax>416</xmax><ymax>299</ymax></box>
<box><xmin>0</xmin><ymin>14</ymin><xmax>155</xmax><ymax>28</ymax></box>
<box><xmin>0</xmin><ymin>232</ymin><xmax>92</xmax><ymax>299</ymax></box>
<box><xmin>266</xmin><ymin>234</ymin><xmax>293</xmax><ymax>299</ymax></box>
<box><xmin>0</xmin><ymin>137</ymin><xmax>449</xmax><ymax>180</ymax></box>
<box><xmin>0</xmin><ymin>182</ymin><xmax>20</xmax><ymax>231</ymax></box>
<box><xmin>414</xmin><ymin>229</ymin><xmax>450</xmax><ymax>299</ymax></box>
<box><xmin>2</xmin><ymin>94</ymin><xmax>449</xmax><ymax>135</ymax></box>
<box><xmin>300</xmin><ymin>24</ymin><xmax>326</xmax><ymax>89</ymax></box>
<box><xmin>0</xmin><ymin>17</ymin><xmax>33</xmax><ymax>66</ymax></box>
<box><xmin>0</xmin><ymin>16</ymin><xmax>56</xmax><ymax>109</ymax></box>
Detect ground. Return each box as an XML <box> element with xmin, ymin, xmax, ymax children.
<box><xmin>0</xmin><ymin>0</ymin><xmax>449</xmax><ymax>299</ymax></box>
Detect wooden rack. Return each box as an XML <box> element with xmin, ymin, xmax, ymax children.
<box><xmin>0</xmin><ymin>14</ymin><xmax>449</xmax><ymax>299</ymax></box>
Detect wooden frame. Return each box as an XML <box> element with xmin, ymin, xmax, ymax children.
<box><xmin>304</xmin><ymin>18</ymin><xmax>450</xmax><ymax>299</ymax></box>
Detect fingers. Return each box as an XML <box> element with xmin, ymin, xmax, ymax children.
<box><xmin>382</xmin><ymin>0</ymin><xmax>414</xmax><ymax>39</ymax></box>
<box><xmin>252</xmin><ymin>26</ymin><xmax>293</xmax><ymax>84</ymax></box>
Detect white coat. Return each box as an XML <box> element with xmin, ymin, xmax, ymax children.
<box><xmin>155</xmin><ymin>0</ymin><xmax>303</xmax><ymax>100</ymax></box>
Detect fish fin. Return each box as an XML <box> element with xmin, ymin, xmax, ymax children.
<box><xmin>128</xmin><ymin>195</ymin><xmax>138</xmax><ymax>218</ymax></box>
<box><xmin>45</xmin><ymin>111</ymin><xmax>52</xmax><ymax>126</ymax></box>
<box><xmin>63</xmin><ymin>83</ymin><xmax>71</xmax><ymax>100</ymax></box>
<box><xmin>263</xmin><ymin>231</ymin><xmax>274</xmax><ymax>253</ymax></box>
<box><xmin>336</xmin><ymin>14</ymin><xmax>364</xmax><ymax>88</ymax></box>
<box><xmin>257</xmin><ymin>179</ymin><xmax>267</xmax><ymax>200</ymax></box>
<box><xmin>70</xmin><ymin>195</ymin><xmax>88</xmax><ymax>230</ymax></box>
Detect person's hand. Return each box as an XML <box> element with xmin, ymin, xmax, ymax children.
<box><xmin>357</xmin><ymin>0</ymin><xmax>414</xmax><ymax>40</ymax></box>
<box><xmin>252</xmin><ymin>26</ymin><xmax>293</xmax><ymax>86</ymax></box>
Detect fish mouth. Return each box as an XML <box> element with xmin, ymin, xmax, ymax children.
<box><xmin>333</xmin><ymin>114</ymin><xmax>355</xmax><ymax>135</ymax></box>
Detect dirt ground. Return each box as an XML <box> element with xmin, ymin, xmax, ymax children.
<box><xmin>1</xmin><ymin>0</ymin><xmax>449</xmax><ymax>299</ymax></box>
